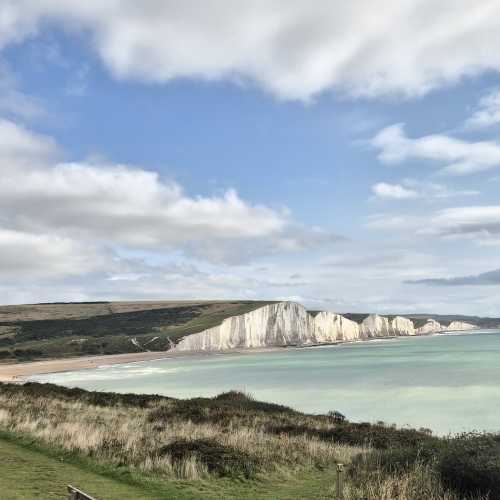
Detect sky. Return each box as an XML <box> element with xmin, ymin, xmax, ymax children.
<box><xmin>1</xmin><ymin>1</ymin><xmax>500</xmax><ymax>316</ymax></box>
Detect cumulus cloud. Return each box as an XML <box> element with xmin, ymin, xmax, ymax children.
<box><xmin>371</xmin><ymin>179</ymin><xmax>479</xmax><ymax>200</ymax></box>
<box><xmin>1</xmin><ymin>1</ymin><xmax>500</xmax><ymax>100</ymax></box>
<box><xmin>407</xmin><ymin>268</ymin><xmax>500</xmax><ymax>286</ymax></box>
<box><xmin>0</xmin><ymin>118</ymin><xmax>57</xmax><ymax>168</ymax></box>
<box><xmin>465</xmin><ymin>88</ymin><xmax>500</xmax><ymax>129</ymax></box>
<box><xmin>0</xmin><ymin>118</ymin><xmax>338</xmax><ymax>279</ymax></box>
<box><xmin>0</xmin><ymin>229</ymin><xmax>106</xmax><ymax>280</ymax></box>
<box><xmin>372</xmin><ymin>123</ymin><xmax>500</xmax><ymax>175</ymax></box>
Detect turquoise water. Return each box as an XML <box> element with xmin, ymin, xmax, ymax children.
<box><xmin>32</xmin><ymin>330</ymin><xmax>500</xmax><ymax>435</ymax></box>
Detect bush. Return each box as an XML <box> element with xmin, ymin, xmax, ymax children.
<box><xmin>268</xmin><ymin>421</ymin><xmax>437</xmax><ymax>450</ymax></box>
<box><xmin>438</xmin><ymin>432</ymin><xmax>500</xmax><ymax>498</ymax></box>
<box><xmin>0</xmin><ymin>382</ymin><xmax>166</xmax><ymax>408</ymax></box>
<box><xmin>149</xmin><ymin>392</ymin><xmax>295</xmax><ymax>426</ymax></box>
<box><xmin>160</xmin><ymin>439</ymin><xmax>259</xmax><ymax>478</ymax></box>
<box><xmin>214</xmin><ymin>390</ymin><xmax>253</xmax><ymax>402</ymax></box>
<box><xmin>328</xmin><ymin>410</ymin><xmax>346</xmax><ymax>424</ymax></box>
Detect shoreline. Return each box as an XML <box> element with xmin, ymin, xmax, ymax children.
<box><xmin>0</xmin><ymin>329</ymin><xmax>489</xmax><ymax>383</ymax></box>
<box><xmin>0</xmin><ymin>346</ymin><xmax>288</xmax><ymax>383</ymax></box>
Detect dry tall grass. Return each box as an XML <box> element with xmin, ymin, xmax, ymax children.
<box><xmin>0</xmin><ymin>390</ymin><xmax>360</xmax><ymax>481</ymax></box>
<box><xmin>1</xmin><ymin>385</ymin><xmax>491</xmax><ymax>499</ymax></box>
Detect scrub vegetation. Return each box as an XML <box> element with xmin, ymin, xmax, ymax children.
<box><xmin>0</xmin><ymin>382</ymin><xmax>496</xmax><ymax>499</ymax></box>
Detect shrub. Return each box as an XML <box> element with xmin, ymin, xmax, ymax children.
<box><xmin>159</xmin><ymin>439</ymin><xmax>259</xmax><ymax>478</ymax></box>
<box><xmin>328</xmin><ymin>410</ymin><xmax>346</xmax><ymax>424</ymax></box>
<box><xmin>438</xmin><ymin>432</ymin><xmax>500</xmax><ymax>498</ymax></box>
<box><xmin>0</xmin><ymin>382</ymin><xmax>166</xmax><ymax>408</ymax></box>
<box><xmin>149</xmin><ymin>393</ymin><xmax>295</xmax><ymax>426</ymax></box>
<box><xmin>214</xmin><ymin>390</ymin><xmax>253</xmax><ymax>401</ymax></box>
<box><xmin>268</xmin><ymin>421</ymin><xmax>437</xmax><ymax>450</ymax></box>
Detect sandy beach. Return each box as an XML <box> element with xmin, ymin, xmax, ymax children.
<box><xmin>0</xmin><ymin>351</ymin><xmax>173</xmax><ymax>383</ymax></box>
<box><xmin>0</xmin><ymin>346</ymin><xmax>291</xmax><ymax>383</ymax></box>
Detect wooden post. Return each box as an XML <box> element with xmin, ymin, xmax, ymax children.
<box><xmin>336</xmin><ymin>463</ymin><xmax>345</xmax><ymax>500</ymax></box>
<box><xmin>67</xmin><ymin>485</ymin><xmax>97</xmax><ymax>500</ymax></box>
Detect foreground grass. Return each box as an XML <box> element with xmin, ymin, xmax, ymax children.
<box><xmin>0</xmin><ymin>436</ymin><xmax>163</xmax><ymax>499</ymax></box>
<box><xmin>0</xmin><ymin>383</ymin><xmax>496</xmax><ymax>499</ymax></box>
<box><xmin>0</xmin><ymin>432</ymin><xmax>341</xmax><ymax>499</ymax></box>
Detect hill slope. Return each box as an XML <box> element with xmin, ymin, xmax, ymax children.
<box><xmin>0</xmin><ymin>301</ymin><xmax>274</xmax><ymax>361</ymax></box>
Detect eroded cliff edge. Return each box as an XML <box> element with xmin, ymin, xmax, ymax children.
<box><xmin>174</xmin><ymin>302</ymin><xmax>477</xmax><ymax>352</ymax></box>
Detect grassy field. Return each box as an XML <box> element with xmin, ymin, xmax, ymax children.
<box><xmin>0</xmin><ymin>382</ymin><xmax>496</xmax><ymax>499</ymax></box>
<box><xmin>0</xmin><ymin>300</ymin><xmax>274</xmax><ymax>361</ymax></box>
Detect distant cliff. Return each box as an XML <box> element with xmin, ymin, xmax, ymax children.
<box><xmin>174</xmin><ymin>302</ymin><xmax>477</xmax><ymax>352</ymax></box>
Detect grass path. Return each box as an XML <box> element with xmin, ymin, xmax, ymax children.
<box><xmin>0</xmin><ymin>437</ymin><xmax>169</xmax><ymax>499</ymax></box>
<box><xmin>0</xmin><ymin>436</ymin><xmax>338</xmax><ymax>499</ymax></box>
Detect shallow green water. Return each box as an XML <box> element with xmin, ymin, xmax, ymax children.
<box><xmin>32</xmin><ymin>330</ymin><xmax>500</xmax><ymax>435</ymax></box>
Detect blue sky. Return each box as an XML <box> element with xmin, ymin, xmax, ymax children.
<box><xmin>2</xmin><ymin>1</ymin><xmax>500</xmax><ymax>315</ymax></box>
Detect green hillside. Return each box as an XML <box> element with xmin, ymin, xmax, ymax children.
<box><xmin>0</xmin><ymin>301</ymin><xmax>274</xmax><ymax>362</ymax></box>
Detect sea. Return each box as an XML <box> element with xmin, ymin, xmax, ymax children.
<box><xmin>30</xmin><ymin>329</ymin><xmax>500</xmax><ymax>435</ymax></box>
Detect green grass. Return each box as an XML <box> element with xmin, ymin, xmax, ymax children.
<box><xmin>0</xmin><ymin>433</ymin><xmax>339</xmax><ymax>499</ymax></box>
<box><xmin>0</xmin><ymin>436</ymin><xmax>163</xmax><ymax>499</ymax></box>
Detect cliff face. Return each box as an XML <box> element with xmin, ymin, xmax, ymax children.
<box><xmin>446</xmin><ymin>321</ymin><xmax>476</xmax><ymax>331</ymax></box>
<box><xmin>174</xmin><ymin>302</ymin><xmax>313</xmax><ymax>351</ymax></box>
<box><xmin>312</xmin><ymin>312</ymin><xmax>360</xmax><ymax>342</ymax></box>
<box><xmin>174</xmin><ymin>302</ymin><xmax>477</xmax><ymax>352</ymax></box>
<box><xmin>391</xmin><ymin>316</ymin><xmax>416</xmax><ymax>336</ymax></box>
<box><xmin>415</xmin><ymin>319</ymin><xmax>443</xmax><ymax>334</ymax></box>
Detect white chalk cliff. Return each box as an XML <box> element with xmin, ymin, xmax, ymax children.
<box><xmin>445</xmin><ymin>321</ymin><xmax>476</xmax><ymax>331</ymax></box>
<box><xmin>174</xmin><ymin>302</ymin><xmax>477</xmax><ymax>352</ymax></box>
<box><xmin>415</xmin><ymin>318</ymin><xmax>444</xmax><ymax>334</ymax></box>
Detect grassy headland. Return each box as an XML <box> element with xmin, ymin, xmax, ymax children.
<box><xmin>0</xmin><ymin>301</ymin><xmax>274</xmax><ymax>362</ymax></box>
<box><xmin>0</xmin><ymin>382</ymin><xmax>496</xmax><ymax>499</ymax></box>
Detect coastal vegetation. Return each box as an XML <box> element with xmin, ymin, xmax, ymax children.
<box><xmin>0</xmin><ymin>382</ymin><xmax>496</xmax><ymax>499</ymax></box>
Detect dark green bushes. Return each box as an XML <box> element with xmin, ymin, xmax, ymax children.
<box><xmin>214</xmin><ymin>390</ymin><xmax>253</xmax><ymax>401</ymax></box>
<box><xmin>268</xmin><ymin>421</ymin><xmax>437</xmax><ymax>450</ymax></box>
<box><xmin>348</xmin><ymin>431</ymin><xmax>500</xmax><ymax>498</ymax></box>
<box><xmin>149</xmin><ymin>393</ymin><xmax>296</xmax><ymax>426</ymax></box>
<box><xmin>438</xmin><ymin>432</ymin><xmax>500</xmax><ymax>498</ymax></box>
<box><xmin>160</xmin><ymin>439</ymin><xmax>259</xmax><ymax>478</ymax></box>
<box><xmin>0</xmin><ymin>382</ymin><xmax>167</xmax><ymax>408</ymax></box>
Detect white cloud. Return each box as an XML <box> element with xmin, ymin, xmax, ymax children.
<box><xmin>367</xmin><ymin>205</ymin><xmax>500</xmax><ymax>245</ymax></box>
<box><xmin>465</xmin><ymin>88</ymin><xmax>500</xmax><ymax>129</ymax></box>
<box><xmin>372</xmin><ymin>182</ymin><xmax>418</xmax><ymax>199</ymax></box>
<box><xmin>372</xmin><ymin>123</ymin><xmax>500</xmax><ymax>175</ymax></box>
<box><xmin>424</xmin><ymin>206</ymin><xmax>500</xmax><ymax>239</ymax></box>
<box><xmin>0</xmin><ymin>118</ymin><xmax>58</xmax><ymax>168</ymax></box>
<box><xmin>1</xmin><ymin>1</ymin><xmax>500</xmax><ymax>100</ymax></box>
<box><xmin>0</xmin><ymin>119</ymin><xmax>338</xmax><ymax>274</ymax></box>
<box><xmin>372</xmin><ymin>179</ymin><xmax>479</xmax><ymax>200</ymax></box>
<box><xmin>0</xmin><ymin>229</ymin><xmax>106</xmax><ymax>279</ymax></box>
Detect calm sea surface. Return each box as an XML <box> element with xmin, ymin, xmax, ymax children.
<box><xmin>32</xmin><ymin>330</ymin><xmax>500</xmax><ymax>435</ymax></box>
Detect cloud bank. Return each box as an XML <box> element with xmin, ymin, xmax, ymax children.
<box><xmin>0</xmin><ymin>118</ymin><xmax>338</xmax><ymax>287</ymax></box>
<box><xmin>2</xmin><ymin>1</ymin><xmax>500</xmax><ymax>100</ymax></box>
<box><xmin>407</xmin><ymin>269</ymin><xmax>500</xmax><ymax>286</ymax></box>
